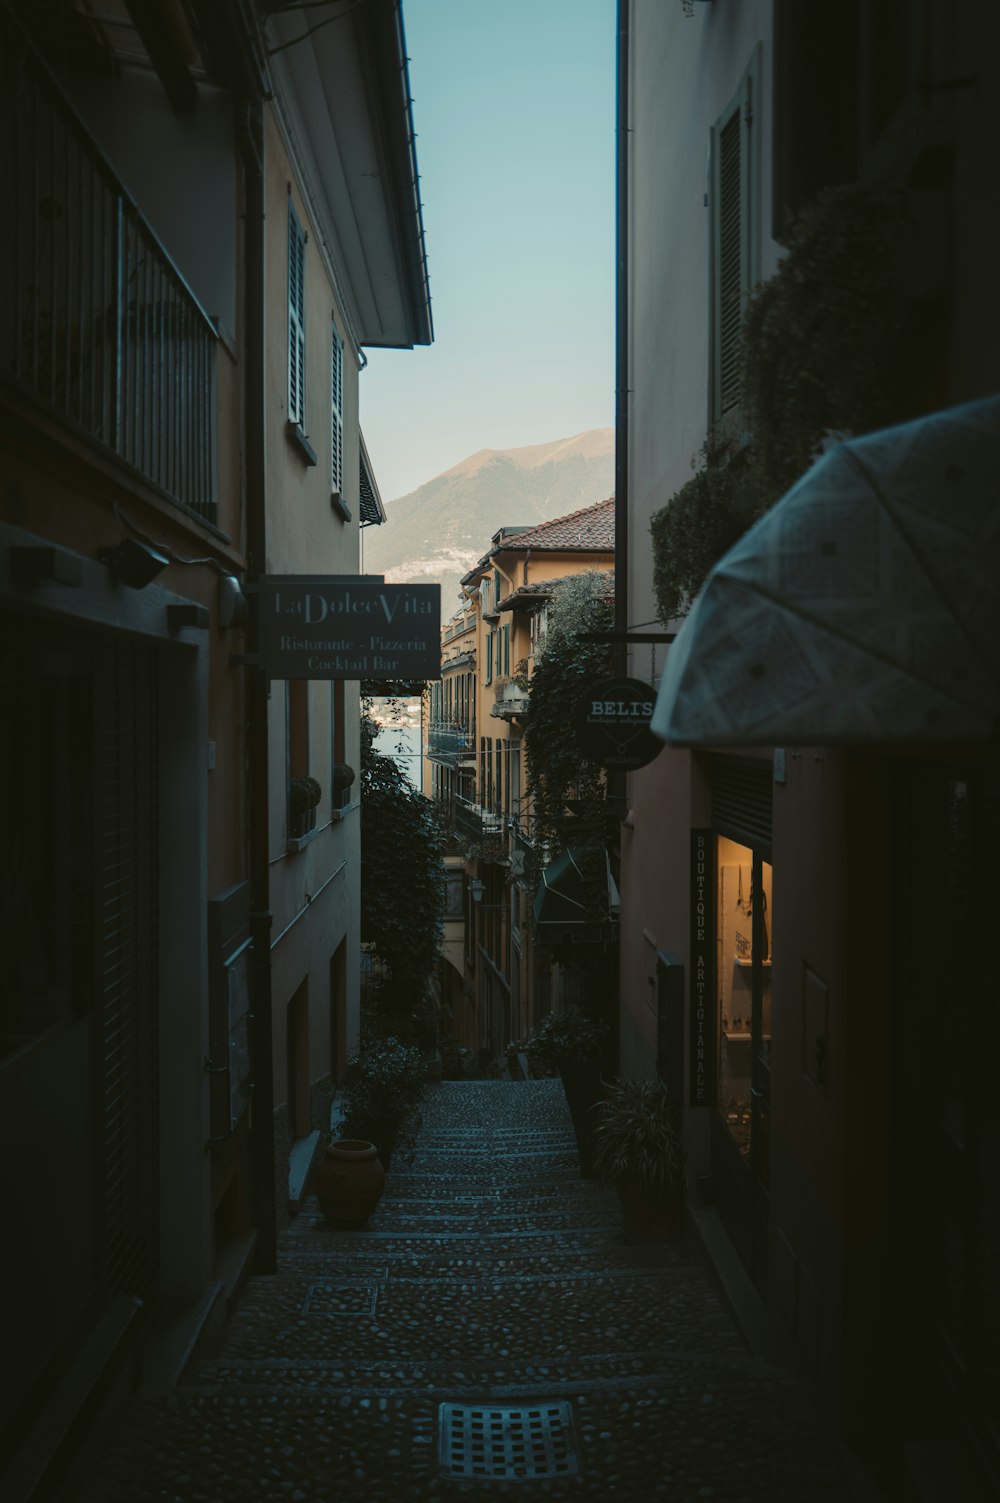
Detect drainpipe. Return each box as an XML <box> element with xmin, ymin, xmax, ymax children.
<box><xmin>614</xmin><ymin>0</ymin><xmax>630</xmax><ymax>685</ymax></box>
<box><xmin>609</xmin><ymin>0</ymin><xmax>631</xmax><ymax>1078</ymax></box>
<box><xmin>238</xmin><ymin>97</ymin><xmax>277</xmax><ymax>1274</ymax></box>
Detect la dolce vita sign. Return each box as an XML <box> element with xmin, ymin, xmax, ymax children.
<box><xmin>257</xmin><ymin>576</ymin><xmax>441</xmax><ymax>680</ymax></box>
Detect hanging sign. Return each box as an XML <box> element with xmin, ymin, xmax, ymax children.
<box><xmin>257</xmin><ymin>575</ymin><xmax>441</xmax><ymax>680</ymax></box>
<box><xmin>574</xmin><ymin>676</ymin><xmax>663</xmax><ymax>769</ymax></box>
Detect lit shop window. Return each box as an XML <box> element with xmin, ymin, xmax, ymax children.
<box><xmin>715</xmin><ymin>835</ymin><xmax>772</xmax><ymax>1159</ymax></box>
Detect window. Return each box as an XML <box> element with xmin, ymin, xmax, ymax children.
<box><xmin>502</xmin><ymin>625</ymin><xmax>510</xmax><ymax>678</ymax></box>
<box><xmin>485</xmin><ymin>631</ymin><xmax>494</xmax><ymax>686</ymax></box>
<box><xmin>288</xmin><ymin>204</ymin><xmax>306</xmax><ymax>428</ymax></box>
<box><xmin>709</xmin><ymin>46</ymin><xmax>761</xmax><ymax>426</ymax></box>
<box><xmin>330</xmin><ymin>322</ymin><xmax>344</xmax><ymax>497</ymax></box>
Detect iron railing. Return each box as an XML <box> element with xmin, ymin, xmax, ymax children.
<box><xmin>455</xmin><ymin>794</ymin><xmax>506</xmax><ymax>848</ymax></box>
<box><xmin>2</xmin><ymin>22</ymin><xmax>218</xmax><ymax>522</ymax></box>
<box><xmin>428</xmin><ymin>719</ymin><xmax>477</xmax><ymax>764</ymax></box>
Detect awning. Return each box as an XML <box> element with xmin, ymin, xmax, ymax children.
<box><xmin>533</xmin><ymin>848</ymin><xmax>620</xmax><ymax>941</ymax></box>
<box><xmin>651</xmin><ymin>396</ymin><xmax>1000</xmax><ymax>747</ymax></box>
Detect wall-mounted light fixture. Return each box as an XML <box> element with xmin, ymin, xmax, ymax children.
<box><xmin>97</xmin><ymin>537</ymin><xmax>169</xmax><ymax>589</ymax></box>
<box><xmin>468</xmin><ymin>878</ymin><xmax>485</xmax><ymax>904</ymax></box>
<box><xmin>217</xmin><ymin>573</ymin><xmax>247</xmax><ymax>630</ymax></box>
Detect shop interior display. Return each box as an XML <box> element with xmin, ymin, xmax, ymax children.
<box><xmin>716</xmin><ymin>848</ymin><xmax>772</xmax><ymax>1157</ymax></box>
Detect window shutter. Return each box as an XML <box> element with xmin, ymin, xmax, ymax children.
<box><xmin>718</xmin><ymin>108</ymin><xmax>743</xmax><ymax>415</ymax></box>
<box><xmin>709</xmin><ymin>47</ymin><xmax>760</xmax><ymax>425</ymax></box>
<box><xmin>330</xmin><ymin>324</ymin><xmax>344</xmax><ymax>495</ymax></box>
<box><xmin>709</xmin><ymin>755</ymin><xmax>772</xmax><ymax>853</ymax></box>
<box><xmin>288</xmin><ymin>206</ymin><xmax>306</xmax><ymax>425</ymax></box>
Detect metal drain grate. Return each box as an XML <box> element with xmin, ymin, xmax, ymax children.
<box><xmin>438</xmin><ymin>1401</ymin><xmax>580</xmax><ymax>1480</ymax></box>
<box><xmin>303</xmin><ymin>1282</ymin><xmax>378</xmax><ymax>1316</ymax></box>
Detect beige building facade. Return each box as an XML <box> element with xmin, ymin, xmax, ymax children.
<box><xmin>427</xmin><ymin>499</ymin><xmax>614</xmax><ymax>1058</ymax></box>
<box><xmin>0</xmin><ymin>3</ymin><xmax>429</xmax><ymax>1495</ymax></box>
<box><xmin>619</xmin><ymin>2</ymin><xmax>1000</xmax><ymax>1493</ymax></box>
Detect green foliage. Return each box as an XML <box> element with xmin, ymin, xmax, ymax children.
<box><xmin>339</xmin><ymin>1035</ymin><xmax>426</xmax><ymax>1164</ymax></box>
<box><xmin>650</xmin><ymin>181</ymin><xmax>913</xmax><ymax>623</ymax></box>
<box><xmin>360</xmin><ymin>699</ymin><xmax>444</xmax><ymax>1039</ymax></box>
<box><xmin>593</xmin><ymin>1077</ymin><xmax>685</xmax><ymax>1200</ymax></box>
<box><xmin>438</xmin><ymin>1035</ymin><xmax>473</xmax><ymax>1080</ymax></box>
<box><xmin>649</xmin><ymin>440</ymin><xmax>755</xmax><ymax>622</ymax></box>
<box><xmin>521</xmin><ymin>1009</ymin><xmax>610</xmax><ymax>1074</ymax></box>
<box><xmin>524</xmin><ymin>574</ymin><xmax>617</xmax><ymax>861</ymax></box>
<box><xmin>742</xmin><ymin>181</ymin><xmax>911</xmax><ymax>499</ymax></box>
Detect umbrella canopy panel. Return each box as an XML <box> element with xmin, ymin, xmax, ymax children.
<box><xmin>533</xmin><ymin>848</ymin><xmax>618</xmax><ymax>940</ymax></box>
<box><xmin>651</xmin><ymin>396</ymin><xmax>1000</xmax><ymax>746</ymax></box>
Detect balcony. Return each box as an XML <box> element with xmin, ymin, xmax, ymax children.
<box><xmin>428</xmin><ymin>719</ymin><xmax>476</xmax><ymax>767</ymax></box>
<box><xmin>2</xmin><ymin>25</ymin><xmax>218</xmax><ymax>524</ymax></box>
<box><xmin>491</xmin><ymin>680</ymin><xmax>529</xmax><ymax>721</ymax></box>
<box><xmin>455</xmin><ymin>795</ymin><xmax>507</xmax><ymax>854</ymax></box>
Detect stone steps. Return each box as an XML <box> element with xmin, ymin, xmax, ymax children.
<box><xmin>60</xmin><ymin>1079</ymin><xmax>861</xmax><ymax>1503</ymax></box>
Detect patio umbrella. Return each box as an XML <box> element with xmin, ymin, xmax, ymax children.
<box><xmin>533</xmin><ymin>848</ymin><xmax>620</xmax><ymax>940</ymax></box>
<box><xmin>650</xmin><ymin>395</ymin><xmax>1000</xmax><ymax>746</ymax></box>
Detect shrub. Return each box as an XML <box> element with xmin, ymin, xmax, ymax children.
<box><xmin>339</xmin><ymin>1035</ymin><xmax>426</xmax><ymax>1165</ymax></box>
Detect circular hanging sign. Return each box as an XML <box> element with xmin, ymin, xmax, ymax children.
<box><xmin>574</xmin><ymin>676</ymin><xmax>664</xmax><ymax>770</ymax></box>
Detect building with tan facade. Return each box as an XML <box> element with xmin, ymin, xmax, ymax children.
<box><xmin>426</xmin><ymin>498</ymin><xmax>613</xmax><ymax>1059</ymax></box>
<box><xmin>617</xmin><ymin>2</ymin><xmax>1000</xmax><ymax>1493</ymax></box>
<box><xmin>0</xmin><ymin>3</ymin><xmax>429</xmax><ymax>1494</ymax></box>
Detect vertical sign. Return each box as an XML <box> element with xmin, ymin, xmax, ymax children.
<box><xmin>690</xmin><ymin>829</ymin><xmax>712</xmax><ymax>1107</ymax></box>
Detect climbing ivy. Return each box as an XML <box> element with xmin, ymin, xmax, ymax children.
<box><xmin>650</xmin><ymin>180</ymin><xmax>915</xmax><ymax>621</ymax></box>
<box><xmin>524</xmin><ymin>573</ymin><xmax>618</xmax><ymax>879</ymax></box>
<box><xmin>360</xmin><ymin>699</ymin><xmax>444</xmax><ymax>1044</ymax></box>
<box><xmin>742</xmin><ymin>181</ymin><xmax>912</xmax><ymax>499</ymax></box>
<box><xmin>650</xmin><ymin>439</ymin><xmax>756</xmax><ymax>623</ymax></box>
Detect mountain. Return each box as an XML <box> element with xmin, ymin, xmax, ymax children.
<box><xmin>363</xmin><ymin>430</ymin><xmax>615</xmax><ymax>609</ymax></box>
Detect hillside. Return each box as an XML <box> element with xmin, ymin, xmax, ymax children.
<box><xmin>362</xmin><ymin>430</ymin><xmax>615</xmax><ymax>608</ymax></box>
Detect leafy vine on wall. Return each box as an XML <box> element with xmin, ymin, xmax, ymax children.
<box><xmin>524</xmin><ymin>574</ymin><xmax>618</xmax><ymax>891</ymax></box>
<box><xmin>360</xmin><ymin>698</ymin><xmax>444</xmax><ymax>1046</ymax></box>
<box><xmin>650</xmin><ymin>181</ymin><xmax>917</xmax><ymax>623</ymax></box>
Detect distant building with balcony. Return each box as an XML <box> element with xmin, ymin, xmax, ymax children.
<box><xmin>0</xmin><ymin>2</ymin><xmax>430</xmax><ymax>1494</ymax></box>
<box><xmin>425</xmin><ymin>498</ymin><xmax>613</xmax><ymax>1057</ymax></box>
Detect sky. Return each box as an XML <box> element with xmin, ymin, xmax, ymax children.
<box><xmin>359</xmin><ymin>0</ymin><xmax>616</xmax><ymax>503</ymax></box>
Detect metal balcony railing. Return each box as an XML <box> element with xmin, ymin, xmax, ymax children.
<box><xmin>2</xmin><ymin>22</ymin><xmax>218</xmax><ymax>523</ymax></box>
<box><xmin>428</xmin><ymin>719</ymin><xmax>476</xmax><ymax>764</ymax></box>
<box><xmin>455</xmin><ymin>794</ymin><xmax>507</xmax><ymax>849</ymax></box>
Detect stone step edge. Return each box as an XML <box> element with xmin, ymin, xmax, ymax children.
<box><xmin>163</xmin><ymin>1361</ymin><xmax>784</xmax><ymax>1403</ymax></box>
<box><xmin>238</xmin><ymin>1266</ymin><xmax>701</xmax><ymax>1292</ymax></box>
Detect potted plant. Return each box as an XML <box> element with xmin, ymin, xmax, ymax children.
<box><xmin>337</xmin><ymin>1035</ymin><xmax>426</xmax><ymax>1172</ymax></box>
<box><xmin>289</xmin><ymin>774</ymin><xmax>322</xmax><ymax>838</ymax></box>
<box><xmin>593</xmin><ymin>1077</ymin><xmax>686</xmax><ymax>1243</ymax></box>
<box><xmin>522</xmin><ymin>1010</ymin><xmax>610</xmax><ymax>1176</ymax></box>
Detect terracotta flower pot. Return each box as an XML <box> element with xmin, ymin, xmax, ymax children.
<box><xmin>314</xmin><ymin>1138</ymin><xmax>385</xmax><ymax>1228</ymax></box>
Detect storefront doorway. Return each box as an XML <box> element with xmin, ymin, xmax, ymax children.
<box><xmin>706</xmin><ymin>756</ymin><xmax>773</xmax><ymax>1297</ymax></box>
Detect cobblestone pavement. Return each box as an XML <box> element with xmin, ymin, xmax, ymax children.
<box><xmin>64</xmin><ymin>1082</ymin><xmax>861</xmax><ymax>1503</ymax></box>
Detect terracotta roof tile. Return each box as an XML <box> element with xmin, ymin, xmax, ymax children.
<box><xmin>497</xmin><ymin>569</ymin><xmax>615</xmax><ymax>612</ymax></box>
<box><xmin>495</xmin><ymin>496</ymin><xmax>615</xmax><ymax>553</ymax></box>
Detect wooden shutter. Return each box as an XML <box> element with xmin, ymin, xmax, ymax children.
<box><xmin>718</xmin><ymin>108</ymin><xmax>743</xmax><ymax>415</ymax></box>
<box><xmin>710</xmin><ymin>47</ymin><xmax>760</xmax><ymax>425</ymax></box>
<box><xmin>330</xmin><ymin>323</ymin><xmax>344</xmax><ymax>495</ymax></box>
<box><xmin>288</xmin><ymin>206</ymin><xmax>305</xmax><ymax>425</ymax></box>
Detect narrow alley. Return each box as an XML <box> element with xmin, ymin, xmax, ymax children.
<box><xmin>62</xmin><ymin>1082</ymin><xmax>864</xmax><ymax>1503</ymax></box>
